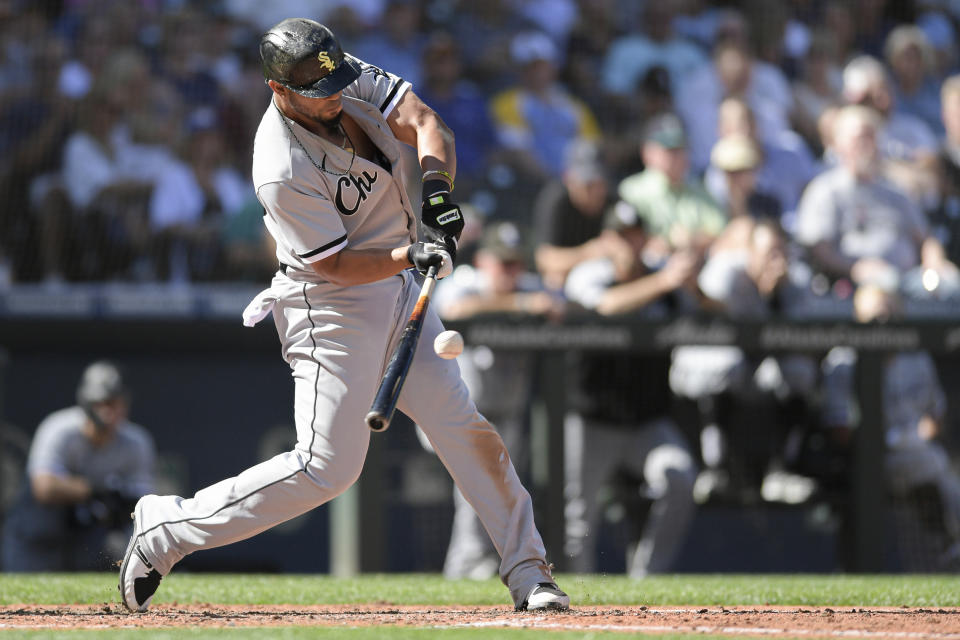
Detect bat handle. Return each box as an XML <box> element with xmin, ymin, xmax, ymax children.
<box><xmin>365</xmin><ymin>411</ymin><xmax>389</xmax><ymax>432</ymax></box>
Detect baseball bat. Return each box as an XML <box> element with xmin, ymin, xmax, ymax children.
<box><xmin>365</xmin><ymin>264</ymin><xmax>439</xmax><ymax>431</ymax></box>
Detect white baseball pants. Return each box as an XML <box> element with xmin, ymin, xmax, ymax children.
<box><xmin>132</xmin><ymin>270</ymin><xmax>554</xmax><ymax>605</ymax></box>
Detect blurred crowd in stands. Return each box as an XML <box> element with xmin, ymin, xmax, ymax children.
<box><xmin>0</xmin><ymin>0</ymin><xmax>957</xmax><ymax>299</ymax></box>
<box><xmin>3</xmin><ymin>0</ymin><xmax>960</xmax><ymax>571</ymax></box>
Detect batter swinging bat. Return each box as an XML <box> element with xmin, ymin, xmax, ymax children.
<box><xmin>365</xmin><ymin>264</ymin><xmax>439</xmax><ymax>431</ymax></box>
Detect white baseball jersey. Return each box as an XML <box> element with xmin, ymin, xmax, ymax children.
<box><xmin>127</xmin><ymin>58</ymin><xmax>557</xmax><ymax>606</ymax></box>
<box><xmin>254</xmin><ymin>63</ymin><xmax>417</xmax><ymax>274</ymax></box>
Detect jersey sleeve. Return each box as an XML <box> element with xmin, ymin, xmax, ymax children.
<box><xmin>26</xmin><ymin>416</ymin><xmax>71</xmax><ymax>477</ymax></box>
<box><xmin>258</xmin><ymin>181</ymin><xmax>348</xmax><ymax>264</ymax></box>
<box><xmin>342</xmin><ymin>56</ymin><xmax>410</xmax><ymax>118</ymax></box>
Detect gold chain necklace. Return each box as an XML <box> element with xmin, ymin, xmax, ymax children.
<box><xmin>275</xmin><ymin>103</ymin><xmax>356</xmax><ymax>177</ymax></box>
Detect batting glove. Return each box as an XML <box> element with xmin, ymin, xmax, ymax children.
<box><xmin>421</xmin><ymin>185</ymin><xmax>463</xmax><ymax>263</ymax></box>
<box><xmin>407</xmin><ymin>241</ymin><xmax>453</xmax><ymax>279</ymax></box>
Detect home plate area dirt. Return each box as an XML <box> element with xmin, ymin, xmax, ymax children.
<box><xmin>2</xmin><ymin>604</ymin><xmax>960</xmax><ymax>636</ymax></box>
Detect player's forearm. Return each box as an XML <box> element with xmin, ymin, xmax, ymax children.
<box><xmin>417</xmin><ymin>110</ymin><xmax>456</xmax><ymax>182</ymax></box>
<box><xmin>388</xmin><ymin>91</ymin><xmax>456</xmax><ymax>180</ymax></box>
<box><xmin>595</xmin><ymin>271</ymin><xmax>676</xmax><ymax>316</ymax></box>
<box><xmin>310</xmin><ymin>247</ymin><xmax>412</xmax><ymax>286</ymax></box>
<box><xmin>31</xmin><ymin>472</ymin><xmax>92</xmax><ymax>505</ymax></box>
<box><xmin>535</xmin><ymin>244</ymin><xmax>594</xmax><ymax>278</ymax></box>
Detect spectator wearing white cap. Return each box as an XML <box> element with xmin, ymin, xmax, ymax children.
<box><xmin>489</xmin><ymin>31</ymin><xmax>602</xmax><ymax>182</ymax></box>
<box><xmin>705</xmin><ymin>98</ymin><xmax>818</xmax><ymax>225</ymax></box>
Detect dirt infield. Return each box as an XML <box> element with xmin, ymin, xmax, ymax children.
<box><xmin>1</xmin><ymin>604</ymin><xmax>960</xmax><ymax>636</ymax></box>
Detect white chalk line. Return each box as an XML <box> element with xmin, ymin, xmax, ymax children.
<box><xmin>445</xmin><ymin>616</ymin><xmax>960</xmax><ymax>639</ymax></box>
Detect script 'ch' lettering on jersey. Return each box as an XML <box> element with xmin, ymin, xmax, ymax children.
<box><xmin>335</xmin><ymin>171</ymin><xmax>378</xmax><ymax>215</ymax></box>
<box><xmin>317</xmin><ymin>52</ymin><xmax>337</xmax><ymax>72</ymax></box>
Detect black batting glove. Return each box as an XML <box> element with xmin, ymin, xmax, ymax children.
<box><xmin>407</xmin><ymin>241</ymin><xmax>453</xmax><ymax>279</ymax></box>
<box><xmin>421</xmin><ymin>181</ymin><xmax>464</xmax><ymax>256</ymax></box>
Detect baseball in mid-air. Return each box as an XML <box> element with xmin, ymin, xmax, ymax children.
<box><xmin>434</xmin><ymin>330</ymin><xmax>464</xmax><ymax>359</ymax></box>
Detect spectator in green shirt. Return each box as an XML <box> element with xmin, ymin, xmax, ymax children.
<box><xmin>617</xmin><ymin>113</ymin><xmax>727</xmax><ymax>266</ymax></box>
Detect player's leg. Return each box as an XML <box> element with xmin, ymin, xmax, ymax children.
<box><xmin>120</xmin><ymin>277</ymin><xmax>403</xmax><ymax>611</ymax></box>
<box><xmin>622</xmin><ymin>417</ymin><xmax>697</xmax><ymax>577</ymax></box>
<box><xmin>562</xmin><ymin>412</ymin><xmax>620</xmax><ymax>573</ymax></box>
<box><xmin>395</xmin><ymin>284</ymin><xmax>566</xmax><ymax>609</ymax></box>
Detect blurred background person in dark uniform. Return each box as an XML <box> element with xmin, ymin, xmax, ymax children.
<box><xmin>1</xmin><ymin>361</ymin><xmax>156</xmax><ymax>571</ymax></box>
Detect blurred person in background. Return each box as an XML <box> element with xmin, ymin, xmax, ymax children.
<box><xmin>702</xmin><ymin>134</ymin><xmax>781</xmax><ymax>252</ymax></box>
<box><xmin>790</xmin><ymin>29</ymin><xmax>845</xmax><ymax>157</ymax></box>
<box><xmin>671</xmin><ymin>218</ymin><xmax>820</xmax><ymax>503</ymax></box>
<box><xmin>563</xmin><ymin>200</ymin><xmax>698</xmax><ymax>577</ymax></box>
<box><xmin>704</xmin><ymin>97</ymin><xmax>818</xmax><ymax>227</ymax></box>
<box><xmin>822</xmin><ymin>0</ymin><xmax>859</xmax><ymax>65</ymax></box>
<box><xmin>532</xmin><ymin>140</ymin><xmax>622</xmax><ymax>291</ymax></box>
<box><xmin>599</xmin><ymin>3</ymin><xmax>705</xmax><ymax>102</ymax></box>
<box><xmin>1</xmin><ymin>361</ymin><xmax>156</xmax><ymax>571</ymax></box>
<box><xmin>489</xmin><ymin>30</ymin><xmax>602</xmax><ymax>184</ymax></box>
<box><xmin>427</xmin><ymin>220</ymin><xmax>563</xmax><ymax>580</ymax></box>
<box><xmin>54</xmin><ymin>12</ymin><xmax>114</xmax><ymax>102</ymax></box>
<box><xmin>794</xmin><ymin>104</ymin><xmax>957</xmax><ymax>296</ymax></box>
<box><xmin>841</xmin><ymin>54</ymin><xmax>939</xmax><ymax>204</ymax></box>
<box><xmin>884</xmin><ymin>25</ymin><xmax>944</xmax><ymax>135</ymax></box>
<box><xmin>931</xmin><ymin>74</ymin><xmax>960</xmax><ymax>266</ymax></box>
<box><xmin>415</xmin><ymin>31</ymin><xmax>498</xmax><ymax>193</ymax></box>
<box><xmin>157</xmin><ymin>9</ymin><xmax>223</xmax><ymax>110</ymax></box>
<box><xmin>350</xmin><ymin>0</ymin><xmax>424</xmax><ymax>89</ymax></box>
<box><xmin>40</xmin><ymin>85</ymin><xmax>153</xmax><ymax>282</ymax></box>
<box><xmin>850</xmin><ymin>0</ymin><xmax>902</xmax><ymax>59</ymax></box>
<box><xmin>675</xmin><ymin>25</ymin><xmax>794</xmax><ymax>175</ymax></box>
<box><xmin>617</xmin><ymin>113</ymin><xmax>726</xmax><ymax>267</ymax></box>
<box><xmin>148</xmin><ymin>107</ymin><xmax>251</xmax><ymax>283</ymax></box>
<box><xmin>560</xmin><ymin>0</ymin><xmax>620</xmax><ymax>123</ymax></box>
<box><xmin>509</xmin><ymin>0</ymin><xmax>578</xmax><ymax>46</ymax></box>
<box><xmin>446</xmin><ymin>0</ymin><xmax>531</xmax><ymax>93</ymax></box>
<box><xmin>604</xmin><ymin>65</ymin><xmax>676</xmax><ymax>181</ymax></box>
<box><xmin>821</xmin><ymin>283</ymin><xmax>960</xmax><ymax>570</ymax></box>
<box><xmin>0</xmin><ymin>21</ymin><xmax>74</xmax><ymax>284</ymax></box>
<box><xmin>916</xmin><ymin>9</ymin><xmax>959</xmax><ymax>80</ymax></box>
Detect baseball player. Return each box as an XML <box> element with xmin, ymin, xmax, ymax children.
<box><xmin>2</xmin><ymin>361</ymin><xmax>155</xmax><ymax>571</ymax></box>
<box><xmin>118</xmin><ymin>18</ymin><xmax>568</xmax><ymax>613</ymax></box>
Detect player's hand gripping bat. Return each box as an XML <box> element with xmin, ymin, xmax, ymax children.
<box><xmin>365</xmin><ymin>264</ymin><xmax>439</xmax><ymax>431</ymax></box>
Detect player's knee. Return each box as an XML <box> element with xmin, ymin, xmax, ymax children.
<box><xmin>303</xmin><ymin>455</ymin><xmax>364</xmax><ymax>498</ymax></box>
<box><xmin>645</xmin><ymin>445</ymin><xmax>697</xmax><ymax>499</ymax></box>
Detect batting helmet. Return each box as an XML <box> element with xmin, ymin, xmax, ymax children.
<box><xmin>76</xmin><ymin>360</ymin><xmax>127</xmax><ymax>407</ymax></box>
<box><xmin>260</xmin><ymin>18</ymin><xmax>361</xmax><ymax>98</ymax></box>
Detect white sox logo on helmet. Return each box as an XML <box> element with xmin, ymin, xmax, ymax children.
<box><xmin>317</xmin><ymin>51</ymin><xmax>337</xmax><ymax>73</ymax></box>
